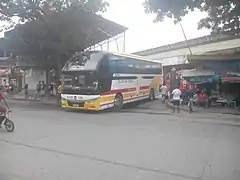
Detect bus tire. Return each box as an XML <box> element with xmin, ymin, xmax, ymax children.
<box><xmin>149</xmin><ymin>88</ymin><xmax>155</xmax><ymax>101</ymax></box>
<box><xmin>113</xmin><ymin>94</ymin><xmax>123</xmax><ymax>111</ymax></box>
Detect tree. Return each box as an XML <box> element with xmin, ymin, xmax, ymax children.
<box><xmin>2</xmin><ymin>0</ymin><xmax>109</xmax><ymax>95</ymax></box>
<box><xmin>6</xmin><ymin>6</ymin><xmax>102</xmax><ymax>81</ymax></box>
<box><xmin>0</xmin><ymin>0</ymin><xmax>109</xmax><ymax>22</ymax></box>
<box><xmin>144</xmin><ymin>0</ymin><xmax>240</xmax><ymax>34</ymax></box>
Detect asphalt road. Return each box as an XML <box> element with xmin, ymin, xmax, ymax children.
<box><xmin>0</xmin><ymin>102</ymin><xmax>239</xmax><ymax>180</ymax></box>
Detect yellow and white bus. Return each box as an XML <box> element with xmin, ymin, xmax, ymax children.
<box><xmin>61</xmin><ymin>51</ymin><xmax>163</xmax><ymax>111</ymax></box>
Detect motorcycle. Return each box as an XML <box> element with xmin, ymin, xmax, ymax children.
<box><xmin>0</xmin><ymin>109</ymin><xmax>14</xmax><ymax>132</ymax></box>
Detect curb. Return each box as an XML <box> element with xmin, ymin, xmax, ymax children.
<box><xmin>166</xmin><ymin>101</ymin><xmax>240</xmax><ymax>116</ymax></box>
<box><xmin>122</xmin><ymin>109</ymin><xmax>171</xmax><ymax>115</ymax></box>
<box><xmin>7</xmin><ymin>97</ymin><xmax>57</xmax><ymax>105</ymax></box>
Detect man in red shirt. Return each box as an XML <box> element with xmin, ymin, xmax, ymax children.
<box><xmin>0</xmin><ymin>92</ymin><xmax>9</xmax><ymax>112</ymax></box>
<box><xmin>199</xmin><ymin>91</ymin><xmax>208</xmax><ymax>108</ymax></box>
<box><xmin>0</xmin><ymin>92</ymin><xmax>10</xmax><ymax>125</ymax></box>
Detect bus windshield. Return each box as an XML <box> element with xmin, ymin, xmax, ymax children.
<box><xmin>62</xmin><ymin>72</ymin><xmax>99</xmax><ymax>94</ymax></box>
<box><xmin>62</xmin><ymin>51</ymin><xmax>103</xmax><ymax>72</ymax></box>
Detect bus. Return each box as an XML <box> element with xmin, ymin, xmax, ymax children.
<box><xmin>61</xmin><ymin>51</ymin><xmax>163</xmax><ymax>111</ymax></box>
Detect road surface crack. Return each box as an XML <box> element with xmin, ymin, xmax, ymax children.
<box><xmin>0</xmin><ymin>139</ymin><xmax>201</xmax><ymax>180</ymax></box>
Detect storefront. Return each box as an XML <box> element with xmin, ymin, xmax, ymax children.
<box><xmin>187</xmin><ymin>55</ymin><xmax>240</xmax><ymax>106</ymax></box>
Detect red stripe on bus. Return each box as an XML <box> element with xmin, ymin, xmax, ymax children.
<box><xmin>140</xmin><ymin>86</ymin><xmax>150</xmax><ymax>90</ymax></box>
<box><xmin>101</xmin><ymin>88</ymin><xmax>136</xmax><ymax>96</ymax></box>
<box><xmin>101</xmin><ymin>102</ymin><xmax>114</xmax><ymax>106</ymax></box>
<box><xmin>124</xmin><ymin>95</ymin><xmax>149</xmax><ymax>101</ymax></box>
<box><xmin>100</xmin><ymin>95</ymin><xmax>149</xmax><ymax>106</ymax></box>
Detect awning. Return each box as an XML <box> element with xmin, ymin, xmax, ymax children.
<box><xmin>221</xmin><ymin>72</ymin><xmax>240</xmax><ymax>83</ymax></box>
<box><xmin>221</xmin><ymin>77</ymin><xmax>240</xmax><ymax>83</ymax></box>
<box><xmin>0</xmin><ymin>58</ymin><xmax>16</xmax><ymax>68</ymax></box>
<box><xmin>0</xmin><ymin>69</ymin><xmax>11</xmax><ymax>76</ymax></box>
<box><xmin>178</xmin><ymin>69</ymin><xmax>216</xmax><ymax>77</ymax></box>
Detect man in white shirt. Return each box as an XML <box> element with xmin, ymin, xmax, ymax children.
<box><xmin>172</xmin><ymin>87</ymin><xmax>181</xmax><ymax>113</ymax></box>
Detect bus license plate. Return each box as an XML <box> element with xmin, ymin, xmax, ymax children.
<box><xmin>73</xmin><ymin>104</ymin><xmax>79</xmax><ymax>107</ymax></box>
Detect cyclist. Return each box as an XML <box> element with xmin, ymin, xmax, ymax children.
<box><xmin>0</xmin><ymin>91</ymin><xmax>10</xmax><ymax>123</ymax></box>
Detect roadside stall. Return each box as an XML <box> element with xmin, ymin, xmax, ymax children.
<box><xmin>176</xmin><ymin>69</ymin><xmax>219</xmax><ymax>105</ymax></box>
<box><xmin>187</xmin><ymin>54</ymin><xmax>240</xmax><ymax>108</ymax></box>
<box><xmin>217</xmin><ymin>72</ymin><xmax>240</xmax><ymax>107</ymax></box>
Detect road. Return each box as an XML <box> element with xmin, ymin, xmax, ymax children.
<box><xmin>0</xmin><ymin>101</ymin><xmax>239</xmax><ymax>180</ymax></box>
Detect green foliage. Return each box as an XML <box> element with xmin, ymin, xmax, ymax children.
<box><xmin>6</xmin><ymin>6</ymin><xmax>99</xmax><ymax>68</ymax></box>
<box><xmin>144</xmin><ymin>0</ymin><xmax>240</xmax><ymax>34</ymax></box>
<box><xmin>1</xmin><ymin>0</ymin><xmax>109</xmax><ymax>71</ymax></box>
<box><xmin>0</xmin><ymin>0</ymin><xmax>109</xmax><ymax>22</ymax></box>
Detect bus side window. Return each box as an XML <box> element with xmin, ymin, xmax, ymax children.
<box><xmin>108</xmin><ymin>55</ymin><xmax>121</xmax><ymax>73</ymax></box>
<box><xmin>98</xmin><ymin>56</ymin><xmax>111</xmax><ymax>92</ymax></box>
<box><xmin>99</xmin><ymin>57</ymin><xmax>110</xmax><ymax>77</ymax></box>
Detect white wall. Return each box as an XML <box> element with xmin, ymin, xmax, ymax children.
<box><xmin>24</xmin><ymin>68</ymin><xmax>46</xmax><ymax>90</ymax></box>
<box><xmin>151</xmin><ymin>56</ymin><xmax>188</xmax><ymax>66</ymax></box>
<box><xmin>145</xmin><ymin>38</ymin><xmax>240</xmax><ymax>60</ymax></box>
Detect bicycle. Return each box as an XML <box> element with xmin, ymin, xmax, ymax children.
<box><xmin>0</xmin><ymin>109</ymin><xmax>15</xmax><ymax>132</ymax></box>
<box><xmin>188</xmin><ymin>98</ymin><xmax>193</xmax><ymax>114</ymax></box>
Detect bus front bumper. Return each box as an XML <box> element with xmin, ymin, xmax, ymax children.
<box><xmin>61</xmin><ymin>99</ymin><xmax>100</xmax><ymax>111</ymax></box>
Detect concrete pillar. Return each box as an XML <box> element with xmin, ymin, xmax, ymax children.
<box><xmin>170</xmin><ymin>68</ymin><xmax>177</xmax><ymax>94</ymax></box>
<box><xmin>3</xmin><ymin>49</ymin><xmax>6</xmax><ymax>57</ymax></box>
<box><xmin>123</xmin><ymin>32</ymin><xmax>126</xmax><ymax>52</ymax></box>
<box><xmin>107</xmin><ymin>39</ymin><xmax>109</xmax><ymax>51</ymax></box>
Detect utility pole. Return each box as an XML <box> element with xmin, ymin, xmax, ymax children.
<box><xmin>180</xmin><ymin>22</ymin><xmax>192</xmax><ymax>55</ymax></box>
<box><xmin>123</xmin><ymin>32</ymin><xmax>126</xmax><ymax>52</ymax></box>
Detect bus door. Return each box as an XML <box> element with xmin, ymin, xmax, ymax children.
<box><xmin>136</xmin><ymin>75</ymin><xmax>140</xmax><ymax>97</ymax></box>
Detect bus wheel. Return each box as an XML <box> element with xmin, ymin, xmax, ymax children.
<box><xmin>149</xmin><ymin>89</ymin><xmax>155</xmax><ymax>101</ymax></box>
<box><xmin>113</xmin><ymin>94</ymin><xmax>123</xmax><ymax>111</ymax></box>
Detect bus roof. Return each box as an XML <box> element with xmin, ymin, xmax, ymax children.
<box><xmin>109</xmin><ymin>52</ymin><xmax>155</xmax><ymax>62</ymax></box>
<box><xmin>75</xmin><ymin>50</ymin><xmax>160</xmax><ymax>63</ymax></box>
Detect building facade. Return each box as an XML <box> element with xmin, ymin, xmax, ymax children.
<box><xmin>134</xmin><ymin>34</ymin><xmax>240</xmax><ymax>66</ymax></box>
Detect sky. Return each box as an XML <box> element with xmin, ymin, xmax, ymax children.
<box><xmin>0</xmin><ymin>0</ymin><xmax>210</xmax><ymax>53</ymax></box>
<box><xmin>102</xmin><ymin>0</ymin><xmax>210</xmax><ymax>53</ymax></box>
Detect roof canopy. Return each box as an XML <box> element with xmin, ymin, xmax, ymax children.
<box><xmin>71</xmin><ymin>8</ymin><xmax>127</xmax><ymax>49</ymax></box>
<box><xmin>5</xmin><ymin>7</ymin><xmax>127</xmax><ymax>51</ymax></box>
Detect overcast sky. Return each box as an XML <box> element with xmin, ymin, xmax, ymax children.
<box><xmin>102</xmin><ymin>0</ymin><xmax>210</xmax><ymax>53</ymax></box>
<box><xmin>0</xmin><ymin>0</ymin><xmax>210</xmax><ymax>53</ymax></box>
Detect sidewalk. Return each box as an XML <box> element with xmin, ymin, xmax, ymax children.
<box><xmin>6</xmin><ymin>94</ymin><xmax>57</xmax><ymax>105</ymax></box>
<box><xmin>123</xmin><ymin>99</ymin><xmax>172</xmax><ymax>114</ymax></box>
<box><xmin>166</xmin><ymin>101</ymin><xmax>240</xmax><ymax>115</ymax></box>
<box><xmin>124</xmin><ymin>98</ymin><xmax>240</xmax><ymax>116</ymax></box>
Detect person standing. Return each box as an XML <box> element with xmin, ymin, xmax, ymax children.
<box><xmin>172</xmin><ymin>87</ymin><xmax>181</xmax><ymax>113</ymax></box>
<box><xmin>49</xmin><ymin>82</ymin><xmax>54</xmax><ymax>95</ymax></box>
<box><xmin>36</xmin><ymin>81</ymin><xmax>41</xmax><ymax>100</ymax></box>
<box><xmin>9</xmin><ymin>81</ymin><xmax>14</xmax><ymax>97</ymax></box>
<box><xmin>199</xmin><ymin>91</ymin><xmax>208</xmax><ymax>108</ymax></box>
<box><xmin>160</xmin><ymin>84</ymin><xmax>168</xmax><ymax>103</ymax></box>
<box><xmin>24</xmin><ymin>84</ymin><xmax>28</xmax><ymax>101</ymax></box>
<box><xmin>57</xmin><ymin>83</ymin><xmax>62</xmax><ymax>105</ymax></box>
<box><xmin>41</xmin><ymin>81</ymin><xmax>45</xmax><ymax>97</ymax></box>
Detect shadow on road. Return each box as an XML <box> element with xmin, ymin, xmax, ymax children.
<box><xmin>8</xmin><ymin>98</ymin><xmax>162</xmax><ymax>115</ymax></box>
<box><xmin>64</xmin><ymin>101</ymin><xmax>150</xmax><ymax>115</ymax></box>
